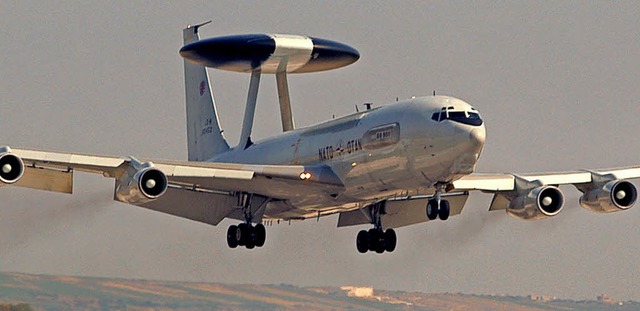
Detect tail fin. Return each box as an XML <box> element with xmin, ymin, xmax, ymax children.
<box><xmin>183</xmin><ymin>24</ymin><xmax>230</xmax><ymax>161</ymax></box>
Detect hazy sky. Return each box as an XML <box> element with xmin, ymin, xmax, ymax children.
<box><xmin>2</xmin><ymin>1</ymin><xmax>640</xmax><ymax>301</ymax></box>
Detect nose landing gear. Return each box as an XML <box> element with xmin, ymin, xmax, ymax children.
<box><xmin>426</xmin><ymin>183</ymin><xmax>451</xmax><ymax>221</ymax></box>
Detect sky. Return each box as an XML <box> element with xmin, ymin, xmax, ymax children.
<box><xmin>2</xmin><ymin>1</ymin><xmax>640</xmax><ymax>301</ymax></box>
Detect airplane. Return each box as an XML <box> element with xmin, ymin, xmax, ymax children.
<box><xmin>1</xmin><ymin>22</ymin><xmax>638</xmax><ymax>254</ymax></box>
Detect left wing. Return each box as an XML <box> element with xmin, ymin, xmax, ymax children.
<box><xmin>451</xmin><ymin>167</ymin><xmax>640</xmax><ymax>220</ymax></box>
<box><xmin>0</xmin><ymin>146</ymin><xmax>344</xmax><ymax>226</ymax></box>
<box><xmin>337</xmin><ymin>167</ymin><xmax>640</xmax><ymax>229</ymax></box>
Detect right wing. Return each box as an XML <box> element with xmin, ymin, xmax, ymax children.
<box><xmin>0</xmin><ymin>146</ymin><xmax>344</xmax><ymax>226</ymax></box>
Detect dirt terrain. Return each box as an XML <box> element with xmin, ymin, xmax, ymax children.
<box><xmin>0</xmin><ymin>272</ymin><xmax>636</xmax><ymax>310</ymax></box>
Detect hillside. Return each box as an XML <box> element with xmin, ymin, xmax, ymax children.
<box><xmin>0</xmin><ymin>272</ymin><xmax>637</xmax><ymax>310</ymax></box>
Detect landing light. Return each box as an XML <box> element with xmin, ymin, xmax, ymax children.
<box><xmin>299</xmin><ymin>172</ymin><xmax>312</xmax><ymax>180</ymax></box>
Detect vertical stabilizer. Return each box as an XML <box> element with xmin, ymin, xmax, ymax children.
<box><xmin>183</xmin><ymin>23</ymin><xmax>230</xmax><ymax>161</ymax></box>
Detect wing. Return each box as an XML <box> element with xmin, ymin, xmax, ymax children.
<box><xmin>0</xmin><ymin>146</ymin><xmax>344</xmax><ymax>226</ymax></box>
<box><xmin>451</xmin><ymin>167</ymin><xmax>640</xmax><ymax>219</ymax></box>
<box><xmin>336</xmin><ymin>167</ymin><xmax>640</xmax><ymax>229</ymax></box>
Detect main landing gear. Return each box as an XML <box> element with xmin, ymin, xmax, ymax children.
<box><xmin>227</xmin><ymin>223</ymin><xmax>266</xmax><ymax>249</ymax></box>
<box><xmin>226</xmin><ymin>192</ymin><xmax>268</xmax><ymax>249</ymax></box>
<box><xmin>426</xmin><ymin>183</ymin><xmax>450</xmax><ymax>221</ymax></box>
<box><xmin>356</xmin><ymin>201</ymin><xmax>397</xmax><ymax>254</ymax></box>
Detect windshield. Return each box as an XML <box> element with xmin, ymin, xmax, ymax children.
<box><xmin>431</xmin><ymin>110</ymin><xmax>483</xmax><ymax>126</ymax></box>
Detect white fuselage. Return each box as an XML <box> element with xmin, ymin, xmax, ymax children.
<box><xmin>213</xmin><ymin>95</ymin><xmax>486</xmax><ymax>219</ymax></box>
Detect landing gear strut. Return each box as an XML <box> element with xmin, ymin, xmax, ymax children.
<box><xmin>427</xmin><ymin>183</ymin><xmax>450</xmax><ymax>221</ymax></box>
<box><xmin>355</xmin><ymin>201</ymin><xmax>397</xmax><ymax>254</ymax></box>
<box><xmin>226</xmin><ymin>193</ymin><xmax>267</xmax><ymax>249</ymax></box>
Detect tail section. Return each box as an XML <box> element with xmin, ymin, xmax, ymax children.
<box><xmin>183</xmin><ymin>23</ymin><xmax>230</xmax><ymax>161</ymax></box>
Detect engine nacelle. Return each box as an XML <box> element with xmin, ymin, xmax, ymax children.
<box><xmin>579</xmin><ymin>180</ymin><xmax>637</xmax><ymax>213</ymax></box>
<box><xmin>507</xmin><ymin>186</ymin><xmax>564</xmax><ymax>220</ymax></box>
<box><xmin>114</xmin><ymin>161</ymin><xmax>167</xmax><ymax>205</ymax></box>
<box><xmin>0</xmin><ymin>151</ymin><xmax>24</xmax><ymax>185</ymax></box>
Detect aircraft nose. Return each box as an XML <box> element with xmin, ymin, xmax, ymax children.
<box><xmin>469</xmin><ymin>127</ymin><xmax>486</xmax><ymax>150</ymax></box>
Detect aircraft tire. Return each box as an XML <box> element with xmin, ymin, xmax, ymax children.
<box><xmin>356</xmin><ymin>230</ymin><xmax>369</xmax><ymax>253</ymax></box>
<box><xmin>384</xmin><ymin>229</ymin><xmax>397</xmax><ymax>252</ymax></box>
<box><xmin>237</xmin><ymin>223</ymin><xmax>249</xmax><ymax>246</ymax></box>
<box><xmin>245</xmin><ymin>239</ymin><xmax>256</xmax><ymax>249</ymax></box>
<box><xmin>255</xmin><ymin>223</ymin><xmax>266</xmax><ymax>247</ymax></box>
<box><xmin>367</xmin><ymin>229</ymin><xmax>379</xmax><ymax>252</ymax></box>
<box><xmin>227</xmin><ymin>225</ymin><xmax>239</xmax><ymax>248</ymax></box>
<box><xmin>375</xmin><ymin>239</ymin><xmax>385</xmax><ymax>254</ymax></box>
<box><xmin>439</xmin><ymin>200</ymin><xmax>450</xmax><ymax>221</ymax></box>
<box><xmin>426</xmin><ymin>199</ymin><xmax>439</xmax><ymax>220</ymax></box>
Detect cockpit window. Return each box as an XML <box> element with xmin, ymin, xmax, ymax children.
<box><xmin>431</xmin><ymin>109</ymin><xmax>483</xmax><ymax>126</ymax></box>
<box><xmin>431</xmin><ymin>112</ymin><xmax>440</xmax><ymax>121</ymax></box>
<box><xmin>447</xmin><ymin>111</ymin><xmax>483</xmax><ymax>126</ymax></box>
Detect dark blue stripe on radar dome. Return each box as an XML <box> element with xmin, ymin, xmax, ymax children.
<box><xmin>179</xmin><ymin>34</ymin><xmax>275</xmax><ymax>71</ymax></box>
<box><xmin>294</xmin><ymin>37</ymin><xmax>360</xmax><ymax>73</ymax></box>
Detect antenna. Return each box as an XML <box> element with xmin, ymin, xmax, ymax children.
<box><xmin>364</xmin><ymin>103</ymin><xmax>372</xmax><ymax>110</ymax></box>
<box><xmin>433</xmin><ymin>90</ymin><xmax>436</xmax><ymax>96</ymax></box>
<box><xmin>355</xmin><ymin>105</ymin><xmax>359</xmax><ymax>112</ymax></box>
<box><xmin>189</xmin><ymin>20</ymin><xmax>212</xmax><ymax>33</ymax></box>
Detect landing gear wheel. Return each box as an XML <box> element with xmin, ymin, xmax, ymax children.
<box><xmin>237</xmin><ymin>223</ymin><xmax>249</xmax><ymax>246</ymax></box>
<box><xmin>384</xmin><ymin>229</ymin><xmax>397</xmax><ymax>252</ymax></box>
<box><xmin>245</xmin><ymin>233</ymin><xmax>256</xmax><ymax>249</ymax></box>
<box><xmin>356</xmin><ymin>230</ymin><xmax>369</xmax><ymax>253</ymax></box>
<box><xmin>438</xmin><ymin>200</ymin><xmax>450</xmax><ymax>221</ymax></box>
<box><xmin>254</xmin><ymin>223</ymin><xmax>266</xmax><ymax>247</ymax></box>
<box><xmin>367</xmin><ymin>229</ymin><xmax>379</xmax><ymax>252</ymax></box>
<box><xmin>371</xmin><ymin>229</ymin><xmax>385</xmax><ymax>254</ymax></box>
<box><xmin>426</xmin><ymin>199</ymin><xmax>439</xmax><ymax>220</ymax></box>
<box><xmin>227</xmin><ymin>225</ymin><xmax>238</xmax><ymax>248</ymax></box>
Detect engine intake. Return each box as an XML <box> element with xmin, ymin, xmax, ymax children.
<box><xmin>0</xmin><ymin>152</ymin><xmax>24</xmax><ymax>184</ymax></box>
<box><xmin>114</xmin><ymin>160</ymin><xmax>168</xmax><ymax>205</ymax></box>
<box><xmin>580</xmin><ymin>180</ymin><xmax>637</xmax><ymax>213</ymax></box>
<box><xmin>507</xmin><ymin>186</ymin><xmax>564</xmax><ymax>220</ymax></box>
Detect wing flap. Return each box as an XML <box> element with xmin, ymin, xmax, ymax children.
<box><xmin>337</xmin><ymin>193</ymin><xmax>469</xmax><ymax>229</ymax></box>
<box><xmin>139</xmin><ymin>187</ymin><xmax>236</xmax><ymax>226</ymax></box>
<box><xmin>12</xmin><ymin>166</ymin><xmax>73</xmax><ymax>193</ymax></box>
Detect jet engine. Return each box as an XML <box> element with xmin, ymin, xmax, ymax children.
<box><xmin>506</xmin><ymin>186</ymin><xmax>564</xmax><ymax>220</ymax></box>
<box><xmin>114</xmin><ymin>159</ymin><xmax>167</xmax><ymax>205</ymax></box>
<box><xmin>579</xmin><ymin>180</ymin><xmax>637</xmax><ymax>213</ymax></box>
<box><xmin>0</xmin><ymin>151</ymin><xmax>24</xmax><ymax>184</ymax></box>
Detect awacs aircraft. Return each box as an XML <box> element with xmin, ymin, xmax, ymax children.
<box><xmin>1</xmin><ymin>22</ymin><xmax>638</xmax><ymax>254</ymax></box>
